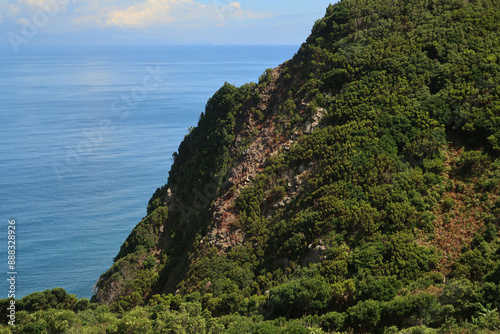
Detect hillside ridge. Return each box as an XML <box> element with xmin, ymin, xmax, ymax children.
<box><xmin>90</xmin><ymin>0</ymin><xmax>500</xmax><ymax>332</ymax></box>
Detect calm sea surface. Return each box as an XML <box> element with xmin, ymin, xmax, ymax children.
<box><xmin>0</xmin><ymin>45</ymin><xmax>298</xmax><ymax>299</ymax></box>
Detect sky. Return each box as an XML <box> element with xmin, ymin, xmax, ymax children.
<box><xmin>0</xmin><ymin>0</ymin><xmax>334</xmax><ymax>50</ymax></box>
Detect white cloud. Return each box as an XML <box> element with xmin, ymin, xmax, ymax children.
<box><xmin>3</xmin><ymin>0</ymin><xmax>276</xmax><ymax>33</ymax></box>
<box><xmin>21</xmin><ymin>0</ymin><xmax>54</xmax><ymax>7</ymax></box>
<box><xmin>212</xmin><ymin>1</ymin><xmax>275</xmax><ymax>27</ymax></box>
<box><xmin>106</xmin><ymin>0</ymin><xmax>196</xmax><ymax>27</ymax></box>
<box><xmin>71</xmin><ymin>0</ymin><xmax>115</xmax><ymax>27</ymax></box>
<box><xmin>2</xmin><ymin>3</ymin><xmax>22</xmax><ymax>20</ymax></box>
<box><xmin>11</xmin><ymin>6</ymin><xmax>21</xmax><ymax>17</ymax></box>
<box><xmin>246</xmin><ymin>11</ymin><xmax>274</xmax><ymax>20</ymax></box>
<box><xmin>5</xmin><ymin>0</ymin><xmax>68</xmax><ymax>23</ymax></box>
<box><xmin>228</xmin><ymin>2</ymin><xmax>240</xmax><ymax>9</ymax></box>
<box><xmin>71</xmin><ymin>0</ymin><xmax>274</xmax><ymax>29</ymax></box>
<box><xmin>16</xmin><ymin>16</ymin><xmax>29</xmax><ymax>25</ymax></box>
<box><xmin>20</xmin><ymin>0</ymin><xmax>69</xmax><ymax>11</ymax></box>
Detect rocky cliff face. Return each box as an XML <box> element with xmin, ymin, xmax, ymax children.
<box><xmin>93</xmin><ymin>54</ymin><xmax>321</xmax><ymax>305</ymax></box>
<box><xmin>93</xmin><ymin>0</ymin><xmax>500</xmax><ymax>325</ymax></box>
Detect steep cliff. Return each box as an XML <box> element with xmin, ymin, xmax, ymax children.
<box><xmin>93</xmin><ymin>0</ymin><xmax>500</xmax><ymax>331</ymax></box>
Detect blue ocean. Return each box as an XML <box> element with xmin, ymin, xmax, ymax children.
<box><xmin>0</xmin><ymin>45</ymin><xmax>298</xmax><ymax>299</ymax></box>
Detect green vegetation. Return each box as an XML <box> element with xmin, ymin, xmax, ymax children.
<box><xmin>3</xmin><ymin>0</ymin><xmax>500</xmax><ymax>332</ymax></box>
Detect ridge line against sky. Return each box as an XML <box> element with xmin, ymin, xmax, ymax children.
<box><xmin>0</xmin><ymin>0</ymin><xmax>334</xmax><ymax>49</ymax></box>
